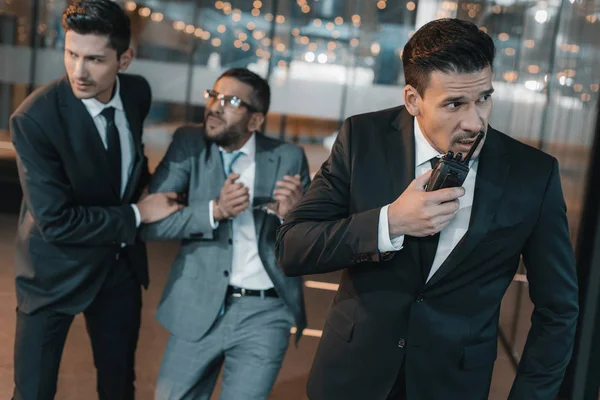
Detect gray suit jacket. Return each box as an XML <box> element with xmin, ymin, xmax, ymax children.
<box><xmin>143</xmin><ymin>126</ymin><xmax>309</xmax><ymax>343</ymax></box>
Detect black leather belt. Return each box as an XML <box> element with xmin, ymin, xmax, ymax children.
<box><xmin>227</xmin><ymin>286</ymin><xmax>278</xmax><ymax>298</ymax></box>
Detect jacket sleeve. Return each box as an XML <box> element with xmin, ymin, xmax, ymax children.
<box><xmin>509</xmin><ymin>158</ymin><xmax>579</xmax><ymax>399</ymax></box>
<box><xmin>10</xmin><ymin>112</ymin><xmax>137</xmax><ymax>245</ymax></box>
<box><xmin>276</xmin><ymin>118</ymin><xmax>383</xmax><ymax>276</ymax></box>
<box><xmin>141</xmin><ymin>129</ymin><xmax>216</xmax><ymax>241</ymax></box>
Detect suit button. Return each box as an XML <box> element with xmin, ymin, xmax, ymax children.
<box><xmin>415</xmin><ymin>293</ymin><xmax>424</xmax><ymax>302</ymax></box>
<box><xmin>398</xmin><ymin>338</ymin><xmax>406</xmax><ymax>348</ymax></box>
<box><xmin>223</xmin><ymin>271</ymin><xmax>229</xmax><ymax>277</ymax></box>
<box><xmin>228</xmin><ymin>238</ymin><xmax>233</xmax><ymax>245</ymax></box>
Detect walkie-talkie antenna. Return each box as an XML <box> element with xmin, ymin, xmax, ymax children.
<box><xmin>463</xmin><ymin>131</ymin><xmax>484</xmax><ymax>164</ymax></box>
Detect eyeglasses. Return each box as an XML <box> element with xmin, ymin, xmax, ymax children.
<box><xmin>204</xmin><ymin>89</ymin><xmax>260</xmax><ymax>113</ymax></box>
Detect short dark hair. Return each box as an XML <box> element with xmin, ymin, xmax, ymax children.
<box><xmin>62</xmin><ymin>0</ymin><xmax>131</xmax><ymax>58</ymax></box>
<box><xmin>217</xmin><ymin>68</ymin><xmax>271</xmax><ymax>114</ymax></box>
<box><xmin>402</xmin><ymin>18</ymin><xmax>495</xmax><ymax>96</ymax></box>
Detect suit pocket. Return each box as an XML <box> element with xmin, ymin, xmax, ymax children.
<box><xmin>325</xmin><ymin>307</ymin><xmax>355</xmax><ymax>342</ymax></box>
<box><xmin>480</xmin><ymin>222</ymin><xmax>525</xmax><ymax>243</ymax></box>
<box><xmin>460</xmin><ymin>339</ymin><xmax>497</xmax><ymax>370</ymax></box>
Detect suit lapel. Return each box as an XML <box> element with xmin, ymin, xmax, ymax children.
<box><xmin>58</xmin><ymin>76</ymin><xmax>119</xmax><ymax>198</ymax></box>
<box><xmin>120</xmin><ymin>77</ymin><xmax>144</xmax><ymax>202</ymax></box>
<box><xmin>386</xmin><ymin>108</ymin><xmax>421</xmax><ymax>270</ymax></box>
<box><xmin>426</xmin><ymin>128</ymin><xmax>510</xmax><ymax>288</ymax></box>
<box><xmin>253</xmin><ymin>134</ymin><xmax>280</xmax><ymax>239</ymax></box>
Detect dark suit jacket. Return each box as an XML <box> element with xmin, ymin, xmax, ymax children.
<box><xmin>143</xmin><ymin>127</ymin><xmax>309</xmax><ymax>343</ymax></box>
<box><xmin>10</xmin><ymin>73</ymin><xmax>152</xmax><ymax>315</ymax></box>
<box><xmin>276</xmin><ymin>106</ymin><xmax>579</xmax><ymax>400</ymax></box>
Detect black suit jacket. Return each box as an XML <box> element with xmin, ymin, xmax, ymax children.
<box><xmin>276</xmin><ymin>106</ymin><xmax>579</xmax><ymax>400</ymax></box>
<box><xmin>10</xmin><ymin>73</ymin><xmax>152</xmax><ymax>315</ymax></box>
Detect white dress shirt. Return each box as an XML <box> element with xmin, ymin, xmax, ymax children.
<box><xmin>81</xmin><ymin>77</ymin><xmax>141</xmax><ymax>227</ymax></box>
<box><xmin>377</xmin><ymin>119</ymin><xmax>478</xmax><ymax>282</ymax></box>
<box><xmin>208</xmin><ymin>134</ymin><xmax>275</xmax><ymax>290</ymax></box>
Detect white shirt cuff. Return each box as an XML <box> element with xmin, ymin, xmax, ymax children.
<box><xmin>378</xmin><ymin>205</ymin><xmax>404</xmax><ymax>252</ymax></box>
<box><xmin>209</xmin><ymin>200</ymin><xmax>219</xmax><ymax>229</ymax></box>
<box><xmin>131</xmin><ymin>204</ymin><xmax>141</xmax><ymax>228</ymax></box>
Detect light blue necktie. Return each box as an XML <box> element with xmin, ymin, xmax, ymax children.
<box><xmin>221</xmin><ymin>151</ymin><xmax>242</xmax><ymax>176</ymax></box>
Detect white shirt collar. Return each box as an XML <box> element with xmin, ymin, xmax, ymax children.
<box><xmin>81</xmin><ymin>76</ymin><xmax>124</xmax><ymax>118</ymax></box>
<box><xmin>414</xmin><ymin>118</ymin><xmax>443</xmax><ymax>168</ymax></box>
<box><xmin>219</xmin><ymin>132</ymin><xmax>256</xmax><ymax>160</ymax></box>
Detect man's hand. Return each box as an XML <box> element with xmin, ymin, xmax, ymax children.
<box><xmin>136</xmin><ymin>192</ymin><xmax>183</xmax><ymax>223</ymax></box>
<box><xmin>388</xmin><ymin>170</ymin><xmax>465</xmax><ymax>238</ymax></box>
<box><xmin>272</xmin><ymin>174</ymin><xmax>304</xmax><ymax>218</ymax></box>
<box><xmin>213</xmin><ymin>173</ymin><xmax>250</xmax><ymax>221</ymax></box>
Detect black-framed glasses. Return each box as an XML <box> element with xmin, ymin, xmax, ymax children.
<box><xmin>204</xmin><ymin>89</ymin><xmax>260</xmax><ymax>113</ymax></box>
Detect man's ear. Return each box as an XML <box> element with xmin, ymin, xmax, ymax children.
<box><xmin>248</xmin><ymin>112</ymin><xmax>265</xmax><ymax>132</ymax></box>
<box><xmin>118</xmin><ymin>48</ymin><xmax>135</xmax><ymax>71</ymax></box>
<box><xmin>403</xmin><ymin>85</ymin><xmax>421</xmax><ymax>117</ymax></box>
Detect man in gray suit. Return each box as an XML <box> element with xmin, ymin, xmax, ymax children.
<box><xmin>144</xmin><ymin>68</ymin><xmax>309</xmax><ymax>400</ymax></box>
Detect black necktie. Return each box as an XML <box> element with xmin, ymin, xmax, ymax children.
<box><xmin>101</xmin><ymin>107</ymin><xmax>121</xmax><ymax>197</ymax></box>
<box><xmin>420</xmin><ymin>157</ymin><xmax>441</xmax><ymax>282</ymax></box>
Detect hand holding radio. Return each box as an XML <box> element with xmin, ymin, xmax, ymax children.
<box><xmin>388</xmin><ymin>171</ymin><xmax>465</xmax><ymax>238</ymax></box>
<box><xmin>387</xmin><ymin>131</ymin><xmax>483</xmax><ymax>238</ymax></box>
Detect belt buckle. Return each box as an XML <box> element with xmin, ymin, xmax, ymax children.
<box><xmin>232</xmin><ymin>287</ymin><xmax>245</xmax><ymax>298</ymax></box>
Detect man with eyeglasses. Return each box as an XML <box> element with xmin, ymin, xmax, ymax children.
<box><xmin>143</xmin><ymin>68</ymin><xmax>310</xmax><ymax>400</ymax></box>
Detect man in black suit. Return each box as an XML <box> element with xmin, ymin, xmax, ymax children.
<box><xmin>276</xmin><ymin>18</ymin><xmax>579</xmax><ymax>400</ymax></box>
<box><xmin>9</xmin><ymin>1</ymin><xmax>181</xmax><ymax>399</ymax></box>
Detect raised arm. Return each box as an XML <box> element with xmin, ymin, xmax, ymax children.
<box><xmin>142</xmin><ymin>129</ymin><xmax>216</xmax><ymax>241</ymax></box>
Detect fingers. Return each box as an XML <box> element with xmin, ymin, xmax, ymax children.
<box><xmin>169</xmin><ymin>202</ymin><xmax>185</xmax><ymax>212</ymax></box>
<box><xmin>228</xmin><ymin>195</ymin><xmax>250</xmax><ymax>208</ymax></box>
<box><xmin>273</xmin><ymin>194</ymin><xmax>289</xmax><ymax>203</ymax></box>
<box><xmin>159</xmin><ymin>191</ymin><xmax>180</xmax><ymax>200</ymax></box>
<box><xmin>430</xmin><ymin>212</ymin><xmax>456</xmax><ymax>228</ymax></box>
<box><xmin>275</xmin><ymin>180</ymin><xmax>301</xmax><ymax>192</ymax></box>
<box><xmin>225</xmin><ymin>173</ymin><xmax>241</xmax><ymax>183</ymax></box>
<box><xmin>281</xmin><ymin>174</ymin><xmax>301</xmax><ymax>184</ymax></box>
<box><xmin>275</xmin><ymin>175</ymin><xmax>303</xmax><ymax>203</ymax></box>
<box><xmin>412</xmin><ymin>169</ymin><xmax>433</xmax><ymax>189</ymax></box>
<box><xmin>435</xmin><ymin>199</ymin><xmax>460</xmax><ymax>215</ymax></box>
<box><xmin>425</xmin><ymin>187</ymin><xmax>465</xmax><ymax>205</ymax></box>
<box><xmin>276</xmin><ymin>176</ymin><xmax>302</xmax><ymax>192</ymax></box>
<box><xmin>223</xmin><ymin>183</ymin><xmax>248</xmax><ymax>195</ymax></box>
<box><xmin>230</xmin><ymin>202</ymin><xmax>250</xmax><ymax>214</ymax></box>
<box><xmin>414</xmin><ymin>214</ymin><xmax>454</xmax><ymax>236</ymax></box>
<box><xmin>219</xmin><ymin>181</ymin><xmax>250</xmax><ymax>217</ymax></box>
<box><xmin>222</xmin><ymin>200</ymin><xmax>250</xmax><ymax>218</ymax></box>
<box><xmin>432</xmin><ymin>219</ymin><xmax>452</xmax><ymax>234</ymax></box>
<box><xmin>273</xmin><ymin>188</ymin><xmax>294</xmax><ymax>198</ymax></box>
<box><xmin>227</xmin><ymin>186</ymin><xmax>249</xmax><ymax>198</ymax></box>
